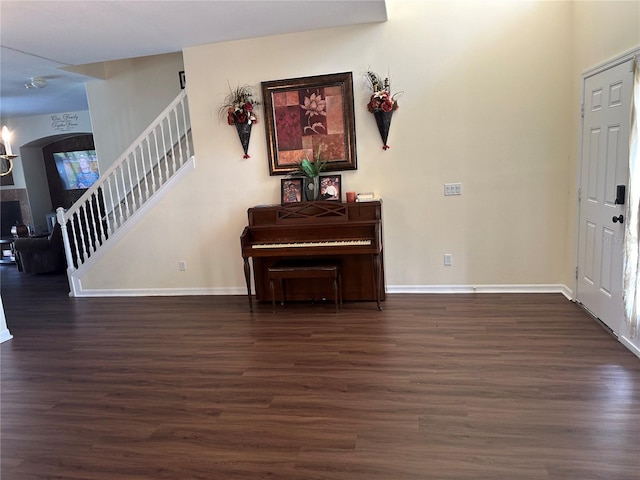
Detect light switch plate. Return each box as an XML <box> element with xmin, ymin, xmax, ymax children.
<box><xmin>444</xmin><ymin>183</ymin><xmax>462</xmax><ymax>196</ymax></box>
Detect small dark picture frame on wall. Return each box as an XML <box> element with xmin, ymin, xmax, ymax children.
<box><xmin>178</xmin><ymin>71</ymin><xmax>186</xmax><ymax>89</ymax></box>
<box><xmin>319</xmin><ymin>175</ymin><xmax>341</xmax><ymax>201</ymax></box>
<box><xmin>281</xmin><ymin>178</ymin><xmax>303</xmax><ymax>203</ymax></box>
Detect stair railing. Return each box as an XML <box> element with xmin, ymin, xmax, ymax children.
<box><xmin>58</xmin><ymin>90</ymin><xmax>192</xmax><ymax>277</ymax></box>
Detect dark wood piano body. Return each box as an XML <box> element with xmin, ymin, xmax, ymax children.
<box><xmin>241</xmin><ymin>201</ymin><xmax>385</xmax><ymax>309</ymax></box>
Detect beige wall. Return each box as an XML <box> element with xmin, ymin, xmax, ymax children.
<box><xmin>81</xmin><ymin>0</ymin><xmax>639</xmax><ymax>294</ymax></box>
<box><xmin>86</xmin><ymin>52</ymin><xmax>185</xmax><ymax>170</ymax></box>
<box><xmin>572</xmin><ymin>0</ymin><xmax>640</xmax><ymax>74</ymax></box>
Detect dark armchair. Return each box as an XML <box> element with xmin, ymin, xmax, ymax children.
<box><xmin>13</xmin><ymin>223</ymin><xmax>66</xmax><ymax>274</ymax></box>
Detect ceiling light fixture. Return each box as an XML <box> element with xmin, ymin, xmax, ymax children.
<box><xmin>25</xmin><ymin>77</ymin><xmax>47</xmax><ymax>89</ymax></box>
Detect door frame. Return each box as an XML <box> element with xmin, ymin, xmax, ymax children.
<box><xmin>573</xmin><ymin>46</ymin><xmax>640</xmax><ymax>306</ymax></box>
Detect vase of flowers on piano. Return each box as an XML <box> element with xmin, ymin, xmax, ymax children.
<box><xmin>290</xmin><ymin>145</ymin><xmax>327</xmax><ymax>201</ymax></box>
<box><xmin>220</xmin><ymin>84</ymin><xmax>259</xmax><ymax>159</ymax></box>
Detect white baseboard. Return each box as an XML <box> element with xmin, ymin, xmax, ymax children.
<box><xmin>619</xmin><ymin>336</ymin><xmax>640</xmax><ymax>359</ymax></box>
<box><xmin>0</xmin><ymin>328</ymin><xmax>13</xmax><ymax>343</ymax></box>
<box><xmin>72</xmin><ymin>283</ymin><xmax>572</xmax><ymax>299</ymax></box>
<box><xmin>387</xmin><ymin>284</ymin><xmax>573</xmax><ymax>299</ymax></box>
<box><xmin>71</xmin><ymin>286</ymin><xmax>247</xmax><ymax>297</ymax></box>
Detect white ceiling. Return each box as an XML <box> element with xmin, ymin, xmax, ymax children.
<box><xmin>0</xmin><ymin>0</ymin><xmax>387</xmax><ymax>119</ymax></box>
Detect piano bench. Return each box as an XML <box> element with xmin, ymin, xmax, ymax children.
<box><xmin>267</xmin><ymin>260</ymin><xmax>342</xmax><ymax>313</ymax></box>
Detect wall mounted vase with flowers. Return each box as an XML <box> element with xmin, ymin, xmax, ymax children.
<box><xmin>220</xmin><ymin>85</ymin><xmax>259</xmax><ymax>158</ymax></box>
<box><xmin>366</xmin><ymin>71</ymin><xmax>400</xmax><ymax>150</ymax></box>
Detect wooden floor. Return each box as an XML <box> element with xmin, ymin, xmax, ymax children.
<box><xmin>1</xmin><ymin>265</ymin><xmax>639</xmax><ymax>480</ymax></box>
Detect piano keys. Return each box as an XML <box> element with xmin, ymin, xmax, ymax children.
<box><xmin>241</xmin><ymin>200</ymin><xmax>385</xmax><ymax>311</ymax></box>
<box><xmin>252</xmin><ymin>239</ymin><xmax>372</xmax><ymax>249</ymax></box>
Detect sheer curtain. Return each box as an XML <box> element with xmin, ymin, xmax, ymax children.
<box><xmin>623</xmin><ymin>56</ymin><xmax>640</xmax><ymax>339</ymax></box>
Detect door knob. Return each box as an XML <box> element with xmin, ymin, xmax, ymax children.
<box><xmin>613</xmin><ymin>214</ymin><xmax>624</xmax><ymax>224</ymax></box>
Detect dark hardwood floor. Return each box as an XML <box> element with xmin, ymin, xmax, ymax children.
<box><xmin>1</xmin><ymin>264</ymin><xmax>639</xmax><ymax>480</ymax></box>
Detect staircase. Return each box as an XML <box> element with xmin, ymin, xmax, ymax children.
<box><xmin>58</xmin><ymin>90</ymin><xmax>194</xmax><ymax>296</ymax></box>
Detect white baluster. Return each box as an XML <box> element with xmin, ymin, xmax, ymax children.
<box><xmin>85</xmin><ymin>194</ymin><xmax>99</xmax><ymax>253</ymax></box>
<box><xmin>76</xmin><ymin>206</ymin><xmax>89</xmax><ymax>262</ymax></box>
<box><xmin>57</xmin><ymin>207</ymin><xmax>75</xmax><ymax>273</ymax></box>
<box><xmin>150</xmin><ymin>129</ymin><xmax>159</xmax><ymax>194</ymax></box>
<box><xmin>159</xmin><ymin>119</ymin><xmax>169</xmax><ymax>184</ymax></box>
<box><xmin>179</xmin><ymin>98</ymin><xmax>191</xmax><ymax>162</ymax></box>
<box><xmin>141</xmin><ymin>137</ymin><xmax>151</xmax><ymax>201</ymax></box>
<box><xmin>105</xmin><ymin>175</ymin><xmax>116</xmax><ymax>235</ymax></box>
<box><xmin>118</xmin><ymin>162</ymin><xmax>130</xmax><ymax>219</ymax></box>
<box><xmin>132</xmin><ymin>148</ymin><xmax>143</xmax><ymax>207</ymax></box>
<box><xmin>168</xmin><ymin>108</ymin><xmax>177</xmax><ymax>174</ymax></box>
<box><xmin>113</xmin><ymin>166</ymin><xmax>124</xmax><ymax>225</ymax></box>
<box><xmin>125</xmin><ymin>154</ymin><xmax>135</xmax><ymax>212</ymax></box>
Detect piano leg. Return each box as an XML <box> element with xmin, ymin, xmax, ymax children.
<box><xmin>243</xmin><ymin>258</ymin><xmax>253</xmax><ymax>312</ymax></box>
<box><xmin>372</xmin><ymin>253</ymin><xmax>383</xmax><ymax>311</ymax></box>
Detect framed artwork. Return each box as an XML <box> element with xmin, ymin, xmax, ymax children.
<box><xmin>262</xmin><ymin>72</ymin><xmax>357</xmax><ymax>176</ymax></box>
<box><xmin>178</xmin><ymin>71</ymin><xmax>186</xmax><ymax>89</ymax></box>
<box><xmin>281</xmin><ymin>178</ymin><xmax>303</xmax><ymax>204</ymax></box>
<box><xmin>319</xmin><ymin>175</ymin><xmax>341</xmax><ymax>201</ymax></box>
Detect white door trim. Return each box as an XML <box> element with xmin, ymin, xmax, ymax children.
<box><xmin>582</xmin><ymin>47</ymin><xmax>640</xmax><ymax>79</ymax></box>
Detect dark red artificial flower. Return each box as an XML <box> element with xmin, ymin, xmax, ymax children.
<box><xmin>381</xmin><ymin>100</ymin><xmax>394</xmax><ymax>112</ymax></box>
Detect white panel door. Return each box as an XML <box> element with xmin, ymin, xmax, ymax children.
<box><xmin>577</xmin><ymin>59</ymin><xmax>634</xmax><ymax>334</ymax></box>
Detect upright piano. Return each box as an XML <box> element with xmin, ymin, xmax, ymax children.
<box><xmin>240</xmin><ymin>200</ymin><xmax>384</xmax><ymax>311</ymax></box>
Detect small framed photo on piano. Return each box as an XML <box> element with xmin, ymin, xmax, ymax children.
<box><xmin>281</xmin><ymin>178</ymin><xmax>303</xmax><ymax>203</ymax></box>
<box><xmin>319</xmin><ymin>175</ymin><xmax>341</xmax><ymax>201</ymax></box>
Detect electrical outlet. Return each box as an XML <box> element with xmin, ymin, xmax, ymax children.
<box><xmin>179</xmin><ymin>260</ymin><xmax>187</xmax><ymax>271</ymax></box>
<box><xmin>444</xmin><ymin>254</ymin><xmax>452</xmax><ymax>266</ymax></box>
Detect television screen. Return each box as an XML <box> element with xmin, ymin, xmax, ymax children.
<box><xmin>52</xmin><ymin>150</ymin><xmax>100</xmax><ymax>190</ymax></box>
